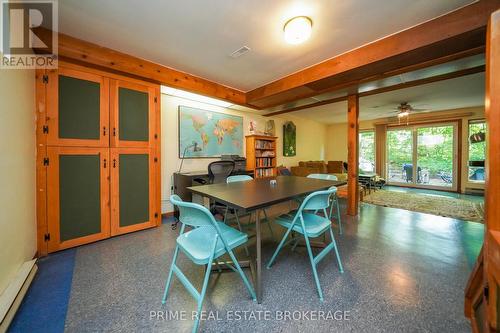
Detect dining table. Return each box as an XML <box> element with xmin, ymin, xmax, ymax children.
<box><xmin>187</xmin><ymin>175</ymin><xmax>347</xmax><ymax>303</ymax></box>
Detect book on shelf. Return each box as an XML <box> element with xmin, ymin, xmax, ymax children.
<box><xmin>255</xmin><ymin>168</ymin><xmax>274</xmax><ymax>177</ymax></box>
<box><xmin>255</xmin><ymin>139</ymin><xmax>274</xmax><ymax>149</ymax></box>
<box><xmin>256</xmin><ymin>157</ymin><xmax>273</xmax><ymax>167</ymax></box>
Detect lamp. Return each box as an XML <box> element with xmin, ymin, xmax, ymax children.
<box><xmin>178</xmin><ymin>141</ymin><xmax>202</xmax><ymax>173</ymax></box>
<box><xmin>283</xmin><ymin>16</ymin><xmax>313</xmax><ymax>45</ymax></box>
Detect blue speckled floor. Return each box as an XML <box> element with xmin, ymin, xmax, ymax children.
<box><xmin>9</xmin><ymin>202</ymin><xmax>483</xmax><ymax>332</ymax></box>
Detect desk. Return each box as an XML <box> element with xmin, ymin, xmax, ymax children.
<box><xmin>173</xmin><ymin>169</ymin><xmax>254</xmax><ymax>215</ymax></box>
<box><xmin>359</xmin><ymin>173</ymin><xmax>377</xmax><ymax>193</ymax></box>
<box><xmin>188</xmin><ymin>176</ymin><xmax>346</xmax><ymax>303</ymax></box>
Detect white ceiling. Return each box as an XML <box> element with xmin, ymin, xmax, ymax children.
<box><xmin>290</xmin><ymin>72</ymin><xmax>485</xmax><ymax>124</ymax></box>
<box><xmin>58</xmin><ymin>0</ymin><xmax>475</xmax><ymax>91</ymax></box>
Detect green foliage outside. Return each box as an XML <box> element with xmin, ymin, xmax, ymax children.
<box><xmin>387</xmin><ymin>126</ymin><xmax>454</xmax><ymax>178</ymax></box>
<box><xmin>469</xmin><ymin>122</ymin><xmax>486</xmax><ymax>161</ymax></box>
<box><xmin>359</xmin><ymin>131</ymin><xmax>375</xmax><ymax>172</ymax></box>
<box><xmin>361</xmin><ymin>122</ymin><xmax>486</xmax><ymax>180</ymax></box>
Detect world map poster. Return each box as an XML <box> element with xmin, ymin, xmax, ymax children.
<box><xmin>178</xmin><ymin>106</ymin><xmax>244</xmax><ymax>158</ymax></box>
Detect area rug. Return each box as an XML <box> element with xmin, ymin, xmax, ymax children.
<box><xmin>362</xmin><ymin>190</ymin><xmax>484</xmax><ymax>223</ymax></box>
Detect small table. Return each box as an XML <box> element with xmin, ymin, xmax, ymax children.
<box><xmin>188</xmin><ymin>176</ymin><xmax>346</xmax><ymax>303</ymax></box>
<box><xmin>358</xmin><ymin>173</ymin><xmax>377</xmax><ymax>193</ymax></box>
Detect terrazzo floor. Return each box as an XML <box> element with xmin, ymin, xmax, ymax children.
<box><xmin>9</xmin><ymin>200</ymin><xmax>483</xmax><ymax>332</ymax></box>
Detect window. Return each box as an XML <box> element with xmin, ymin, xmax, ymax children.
<box><xmin>359</xmin><ymin>131</ymin><xmax>375</xmax><ymax>173</ymax></box>
<box><xmin>468</xmin><ymin>120</ymin><xmax>486</xmax><ymax>182</ymax></box>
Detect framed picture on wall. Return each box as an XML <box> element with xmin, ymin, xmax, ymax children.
<box><xmin>283</xmin><ymin>121</ymin><xmax>296</xmax><ymax>157</ymax></box>
<box><xmin>178</xmin><ymin>105</ymin><xmax>244</xmax><ymax>158</ymax></box>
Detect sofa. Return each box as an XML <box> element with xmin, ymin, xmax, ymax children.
<box><xmin>290</xmin><ymin>160</ymin><xmax>348</xmax><ymax>181</ymax></box>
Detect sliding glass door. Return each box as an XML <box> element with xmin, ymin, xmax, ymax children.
<box><xmin>386</xmin><ymin>122</ymin><xmax>457</xmax><ymax>191</ymax></box>
<box><xmin>387</xmin><ymin>129</ymin><xmax>413</xmax><ymax>183</ymax></box>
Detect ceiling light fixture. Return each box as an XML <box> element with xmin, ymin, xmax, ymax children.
<box><xmin>283</xmin><ymin>16</ymin><xmax>312</xmax><ymax>45</ymax></box>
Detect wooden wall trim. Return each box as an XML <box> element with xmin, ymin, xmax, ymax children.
<box><xmin>35</xmin><ymin>69</ymin><xmax>48</xmax><ymax>257</ymax></box>
<box><xmin>263</xmin><ymin>65</ymin><xmax>484</xmax><ymax>117</ymax></box>
<box><xmin>247</xmin><ymin>0</ymin><xmax>498</xmax><ymax>108</ymax></box>
<box><xmin>54</xmin><ymin>32</ymin><xmax>246</xmax><ymax>106</ymax></box>
<box><xmin>347</xmin><ymin>95</ymin><xmax>360</xmax><ymax>216</ymax></box>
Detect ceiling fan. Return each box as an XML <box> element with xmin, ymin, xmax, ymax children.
<box><xmin>389</xmin><ymin>102</ymin><xmax>428</xmax><ymax>118</ymax></box>
<box><xmin>384</xmin><ymin>102</ymin><xmax>428</xmax><ymax>124</ymax></box>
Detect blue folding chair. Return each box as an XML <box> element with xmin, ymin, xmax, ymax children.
<box><xmin>306</xmin><ymin>174</ymin><xmax>342</xmax><ymax>234</ymax></box>
<box><xmin>163</xmin><ymin>195</ymin><xmax>256</xmax><ymax>333</ymax></box>
<box><xmin>267</xmin><ymin>187</ymin><xmax>343</xmax><ymax>301</ymax></box>
<box><xmin>224</xmin><ymin>175</ymin><xmax>274</xmax><ymax>242</ymax></box>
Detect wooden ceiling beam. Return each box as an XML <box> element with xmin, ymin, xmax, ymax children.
<box><xmin>55</xmin><ymin>32</ymin><xmax>247</xmax><ymax>106</ymax></box>
<box><xmin>247</xmin><ymin>0</ymin><xmax>499</xmax><ymax>109</ymax></box>
<box><xmin>263</xmin><ymin>65</ymin><xmax>485</xmax><ymax>116</ymax></box>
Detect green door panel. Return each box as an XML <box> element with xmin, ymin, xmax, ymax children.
<box><xmin>118</xmin><ymin>87</ymin><xmax>149</xmax><ymax>141</ymax></box>
<box><xmin>58</xmin><ymin>75</ymin><xmax>100</xmax><ymax>140</ymax></box>
<box><xmin>119</xmin><ymin>154</ymin><xmax>149</xmax><ymax>227</ymax></box>
<box><xmin>59</xmin><ymin>155</ymin><xmax>101</xmax><ymax>241</ymax></box>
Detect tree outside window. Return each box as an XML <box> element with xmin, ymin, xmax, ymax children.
<box><xmin>359</xmin><ymin>131</ymin><xmax>375</xmax><ymax>173</ymax></box>
<box><xmin>468</xmin><ymin>121</ymin><xmax>486</xmax><ymax>182</ymax></box>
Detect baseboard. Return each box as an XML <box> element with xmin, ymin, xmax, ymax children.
<box><xmin>0</xmin><ymin>260</ymin><xmax>37</xmax><ymax>333</ymax></box>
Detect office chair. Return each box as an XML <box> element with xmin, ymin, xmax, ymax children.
<box><xmin>207</xmin><ymin>160</ymin><xmax>235</xmax><ymax>217</ymax></box>
<box><xmin>208</xmin><ymin>160</ymin><xmax>235</xmax><ymax>184</ymax></box>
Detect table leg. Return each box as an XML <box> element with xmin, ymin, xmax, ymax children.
<box><xmin>255</xmin><ymin>209</ymin><xmax>262</xmax><ymax>303</ymax></box>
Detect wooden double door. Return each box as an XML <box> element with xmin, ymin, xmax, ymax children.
<box><xmin>39</xmin><ymin>64</ymin><xmax>161</xmax><ymax>253</ymax></box>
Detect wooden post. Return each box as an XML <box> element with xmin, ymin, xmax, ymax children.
<box><xmin>347</xmin><ymin>94</ymin><xmax>359</xmax><ymax>216</ymax></box>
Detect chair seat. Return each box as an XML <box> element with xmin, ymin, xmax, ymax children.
<box><xmin>275</xmin><ymin>211</ymin><xmax>331</xmax><ymax>238</ymax></box>
<box><xmin>177</xmin><ymin>222</ymin><xmax>248</xmax><ymax>265</ymax></box>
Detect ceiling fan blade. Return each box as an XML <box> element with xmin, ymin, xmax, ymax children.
<box><xmin>411</xmin><ymin>108</ymin><xmax>428</xmax><ymax>112</ymax></box>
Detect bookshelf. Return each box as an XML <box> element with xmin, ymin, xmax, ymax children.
<box><xmin>245</xmin><ymin>135</ymin><xmax>277</xmax><ymax>178</ymax></box>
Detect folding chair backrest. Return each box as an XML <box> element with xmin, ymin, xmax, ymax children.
<box><xmin>226</xmin><ymin>175</ymin><xmax>253</xmax><ymax>183</ymax></box>
<box><xmin>300</xmin><ymin>187</ymin><xmax>337</xmax><ymax>211</ymax></box>
<box><xmin>170</xmin><ymin>195</ymin><xmax>217</xmax><ymax>228</ymax></box>
<box><xmin>307</xmin><ymin>173</ymin><xmax>338</xmax><ymax>181</ymax></box>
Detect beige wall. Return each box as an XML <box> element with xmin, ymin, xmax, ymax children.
<box><xmin>325</xmin><ymin>107</ymin><xmax>485</xmax><ymax>193</ymax></box>
<box><xmin>161</xmin><ymin>94</ymin><xmax>327</xmax><ymax>212</ymax></box>
<box><xmin>0</xmin><ymin>70</ymin><xmax>36</xmax><ymax>294</ymax></box>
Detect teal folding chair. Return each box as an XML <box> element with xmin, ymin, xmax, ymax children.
<box><xmin>306</xmin><ymin>174</ymin><xmax>343</xmax><ymax>234</ymax></box>
<box><xmin>163</xmin><ymin>195</ymin><xmax>256</xmax><ymax>333</ymax></box>
<box><xmin>224</xmin><ymin>175</ymin><xmax>274</xmax><ymax>242</ymax></box>
<box><xmin>267</xmin><ymin>187</ymin><xmax>344</xmax><ymax>301</ymax></box>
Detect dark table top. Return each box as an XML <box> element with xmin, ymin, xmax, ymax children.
<box><xmin>188</xmin><ymin>176</ymin><xmax>347</xmax><ymax>212</ymax></box>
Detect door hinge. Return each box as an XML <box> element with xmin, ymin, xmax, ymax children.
<box><xmin>103</xmin><ymin>158</ymin><xmax>107</xmax><ymax>168</ymax></box>
<box><xmin>154</xmin><ymin>134</ymin><xmax>158</xmax><ymax>139</ymax></box>
<box><xmin>154</xmin><ymin>213</ymin><xmax>159</xmax><ymax>218</ymax></box>
<box><xmin>43</xmin><ymin>157</ymin><xmax>49</xmax><ymax>166</ymax></box>
<box><xmin>154</xmin><ymin>157</ymin><xmax>158</xmax><ymax>163</ymax></box>
<box><xmin>154</xmin><ymin>97</ymin><xmax>158</xmax><ymax>103</ymax></box>
<box><xmin>484</xmin><ymin>284</ymin><xmax>489</xmax><ymax>302</ymax></box>
<box><xmin>44</xmin><ymin>233</ymin><xmax>50</xmax><ymax>241</ymax></box>
<box><xmin>113</xmin><ymin>128</ymin><xmax>116</xmax><ymax>137</ymax></box>
<box><xmin>42</xmin><ymin>75</ymin><xmax>49</xmax><ymax>84</ymax></box>
<box><xmin>42</xmin><ymin>125</ymin><xmax>49</xmax><ymax>134</ymax></box>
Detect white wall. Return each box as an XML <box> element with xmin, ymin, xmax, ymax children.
<box><xmin>0</xmin><ymin>70</ymin><xmax>36</xmax><ymax>294</ymax></box>
<box><xmin>161</xmin><ymin>94</ymin><xmax>327</xmax><ymax>212</ymax></box>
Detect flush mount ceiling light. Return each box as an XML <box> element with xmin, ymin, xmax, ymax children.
<box><xmin>283</xmin><ymin>16</ymin><xmax>312</xmax><ymax>45</ymax></box>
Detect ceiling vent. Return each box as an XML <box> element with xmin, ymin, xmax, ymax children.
<box><xmin>229</xmin><ymin>46</ymin><xmax>250</xmax><ymax>58</ymax></box>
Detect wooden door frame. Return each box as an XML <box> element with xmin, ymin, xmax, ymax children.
<box><xmin>483</xmin><ymin>9</ymin><xmax>500</xmax><ymax>332</ymax></box>
<box><xmin>46</xmin><ymin>66</ymin><xmax>110</xmax><ymax>147</ymax></box>
<box><xmin>110</xmin><ymin>147</ymin><xmax>157</xmax><ymax>236</ymax></box>
<box><xmin>110</xmin><ymin>79</ymin><xmax>157</xmax><ymax>148</ymax></box>
<box><xmin>46</xmin><ymin>147</ymin><xmax>110</xmax><ymax>252</ymax></box>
